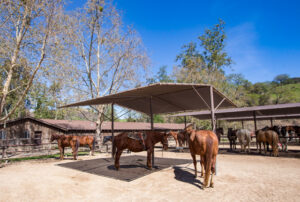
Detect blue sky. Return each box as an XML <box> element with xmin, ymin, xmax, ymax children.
<box><xmin>70</xmin><ymin>0</ymin><xmax>300</xmax><ymax>83</ymax></box>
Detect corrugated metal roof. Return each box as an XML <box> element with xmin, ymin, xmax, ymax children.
<box><xmin>59</xmin><ymin>83</ymin><xmax>237</xmax><ymax>114</ymax></box>
<box><xmin>171</xmin><ymin>102</ymin><xmax>300</xmax><ymax>120</ymax></box>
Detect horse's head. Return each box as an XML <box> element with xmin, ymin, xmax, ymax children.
<box><xmin>161</xmin><ymin>132</ymin><xmax>169</xmax><ymax>151</ymax></box>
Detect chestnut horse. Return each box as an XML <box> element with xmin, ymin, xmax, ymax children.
<box><xmin>168</xmin><ymin>131</ymin><xmax>187</xmax><ymax>150</ymax></box>
<box><xmin>77</xmin><ymin>136</ymin><xmax>96</xmax><ymax>156</ymax></box>
<box><xmin>112</xmin><ymin>131</ymin><xmax>169</xmax><ymax>170</ymax></box>
<box><xmin>256</xmin><ymin>130</ymin><xmax>279</xmax><ymax>157</ymax></box>
<box><xmin>50</xmin><ymin>134</ymin><xmax>79</xmax><ymax>160</ymax></box>
<box><xmin>184</xmin><ymin>126</ymin><xmax>218</xmax><ymax>188</ymax></box>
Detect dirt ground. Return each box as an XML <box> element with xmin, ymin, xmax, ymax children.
<box><xmin>0</xmin><ymin>149</ymin><xmax>300</xmax><ymax>202</ymax></box>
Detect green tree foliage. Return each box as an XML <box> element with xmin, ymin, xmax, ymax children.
<box><xmin>147</xmin><ymin>66</ymin><xmax>174</xmax><ymax>84</ymax></box>
<box><xmin>198</xmin><ymin>19</ymin><xmax>232</xmax><ymax>74</ymax></box>
<box><xmin>273</xmin><ymin>74</ymin><xmax>290</xmax><ymax>85</ymax></box>
<box><xmin>175</xmin><ymin>19</ymin><xmax>232</xmax><ymax>93</ymax></box>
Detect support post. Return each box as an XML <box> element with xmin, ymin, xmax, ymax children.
<box><xmin>253</xmin><ymin>111</ymin><xmax>257</xmax><ymax>131</ymax></box>
<box><xmin>210</xmin><ymin>86</ymin><xmax>216</xmax><ymax>133</ymax></box>
<box><xmin>242</xmin><ymin>121</ymin><xmax>244</xmax><ymax>129</ymax></box>
<box><xmin>149</xmin><ymin>97</ymin><xmax>155</xmax><ymax>168</ymax></box>
<box><xmin>209</xmin><ymin>86</ymin><xmax>217</xmax><ymax>175</ymax></box>
<box><xmin>270</xmin><ymin>118</ymin><xmax>273</xmax><ymax>127</ymax></box>
<box><xmin>111</xmin><ymin>103</ymin><xmax>114</xmax><ymax>159</ymax></box>
<box><xmin>184</xmin><ymin>116</ymin><xmax>187</xmax><ymax>129</ymax></box>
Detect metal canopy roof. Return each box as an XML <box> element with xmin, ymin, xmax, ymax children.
<box><xmin>60</xmin><ymin>83</ymin><xmax>237</xmax><ymax>114</ymax></box>
<box><xmin>172</xmin><ymin>103</ymin><xmax>300</xmax><ymax>120</ymax></box>
<box><xmin>218</xmin><ymin>114</ymin><xmax>300</xmax><ymax>122</ymax></box>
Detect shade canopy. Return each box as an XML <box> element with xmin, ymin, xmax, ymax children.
<box><xmin>60</xmin><ymin>83</ymin><xmax>236</xmax><ymax>114</ymax></box>
<box><xmin>172</xmin><ymin>102</ymin><xmax>300</xmax><ymax>120</ymax></box>
<box><xmin>218</xmin><ymin>114</ymin><xmax>300</xmax><ymax>122</ymax></box>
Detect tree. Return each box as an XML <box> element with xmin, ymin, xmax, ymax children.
<box><xmin>0</xmin><ymin>0</ymin><xmax>65</xmax><ymax>122</ymax></box>
<box><xmin>273</xmin><ymin>74</ymin><xmax>290</xmax><ymax>85</ymax></box>
<box><xmin>61</xmin><ymin>0</ymin><xmax>148</xmax><ymax>142</ymax></box>
<box><xmin>198</xmin><ymin>19</ymin><xmax>232</xmax><ymax>75</ymax></box>
<box><xmin>147</xmin><ymin>66</ymin><xmax>173</xmax><ymax>84</ymax></box>
<box><xmin>174</xmin><ymin>19</ymin><xmax>233</xmax><ymax>94</ymax></box>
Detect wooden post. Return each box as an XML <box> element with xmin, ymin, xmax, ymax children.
<box><xmin>270</xmin><ymin>118</ymin><xmax>273</xmax><ymax>127</ymax></box>
<box><xmin>111</xmin><ymin>103</ymin><xmax>114</xmax><ymax>159</ymax></box>
<box><xmin>253</xmin><ymin>111</ymin><xmax>257</xmax><ymax>131</ymax></box>
<box><xmin>149</xmin><ymin>97</ymin><xmax>155</xmax><ymax>168</ymax></box>
<box><xmin>242</xmin><ymin>120</ymin><xmax>244</xmax><ymax>129</ymax></box>
<box><xmin>210</xmin><ymin>86</ymin><xmax>216</xmax><ymax>133</ymax></box>
<box><xmin>184</xmin><ymin>116</ymin><xmax>187</xmax><ymax>129</ymax></box>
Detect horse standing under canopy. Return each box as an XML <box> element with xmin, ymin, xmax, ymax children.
<box><xmin>50</xmin><ymin>134</ymin><xmax>79</xmax><ymax>160</ymax></box>
<box><xmin>168</xmin><ymin>131</ymin><xmax>188</xmax><ymax>151</ymax></box>
<box><xmin>227</xmin><ymin>128</ymin><xmax>237</xmax><ymax>151</ymax></box>
<box><xmin>112</xmin><ymin>131</ymin><xmax>169</xmax><ymax>170</ymax></box>
<box><xmin>236</xmin><ymin>129</ymin><xmax>252</xmax><ymax>153</ymax></box>
<box><xmin>216</xmin><ymin>128</ymin><xmax>223</xmax><ymax>143</ymax></box>
<box><xmin>256</xmin><ymin>129</ymin><xmax>279</xmax><ymax>157</ymax></box>
<box><xmin>184</xmin><ymin>126</ymin><xmax>218</xmax><ymax>188</ymax></box>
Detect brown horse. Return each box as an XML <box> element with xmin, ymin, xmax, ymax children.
<box><xmin>112</xmin><ymin>131</ymin><xmax>169</xmax><ymax>170</ymax></box>
<box><xmin>184</xmin><ymin>126</ymin><xmax>218</xmax><ymax>188</ymax></box>
<box><xmin>168</xmin><ymin>131</ymin><xmax>180</xmax><ymax>148</ymax></box>
<box><xmin>77</xmin><ymin>136</ymin><xmax>96</xmax><ymax>155</ymax></box>
<box><xmin>168</xmin><ymin>131</ymin><xmax>187</xmax><ymax>150</ymax></box>
<box><xmin>216</xmin><ymin>128</ymin><xmax>223</xmax><ymax>143</ymax></box>
<box><xmin>256</xmin><ymin>130</ymin><xmax>279</xmax><ymax>157</ymax></box>
<box><xmin>50</xmin><ymin>134</ymin><xmax>79</xmax><ymax>160</ymax></box>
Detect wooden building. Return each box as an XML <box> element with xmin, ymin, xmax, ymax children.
<box><xmin>0</xmin><ymin>117</ymin><xmax>186</xmax><ymax>158</ymax></box>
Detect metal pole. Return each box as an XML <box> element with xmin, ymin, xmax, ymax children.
<box><xmin>184</xmin><ymin>116</ymin><xmax>187</xmax><ymax>129</ymax></box>
<box><xmin>210</xmin><ymin>86</ymin><xmax>216</xmax><ymax>133</ymax></box>
<box><xmin>149</xmin><ymin>97</ymin><xmax>155</xmax><ymax>168</ymax></box>
<box><xmin>253</xmin><ymin>111</ymin><xmax>257</xmax><ymax>131</ymax></box>
<box><xmin>111</xmin><ymin>103</ymin><xmax>114</xmax><ymax>159</ymax></box>
<box><xmin>210</xmin><ymin>86</ymin><xmax>217</xmax><ymax>175</ymax></box>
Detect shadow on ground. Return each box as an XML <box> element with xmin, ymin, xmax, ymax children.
<box><xmin>57</xmin><ymin>155</ymin><xmax>192</xmax><ymax>182</ymax></box>
<box><xmin>173</xmin><ymin>166</ymin><xmax>203</xmax><ymax>189</ymax></box>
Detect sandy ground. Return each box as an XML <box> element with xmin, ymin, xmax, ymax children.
<box><xmin>0</xmin><ymin>150</ymin><xmax>300</xmax><ymax>202</ymax></box>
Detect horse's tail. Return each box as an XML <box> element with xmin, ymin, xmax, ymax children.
<box><xmin>204</xmin><ymin>150</ymin><xmax>213</xmax><ymax>187</ymax></box>
<box><xmin>112</xmin><ymin>137</ymin><xmax>116</xmax><ymax>159</ymax></box>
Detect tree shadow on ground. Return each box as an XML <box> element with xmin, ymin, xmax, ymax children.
<box><xmin>173</xmin><ymin>166</ymin><xmax>203</xmax><ymax>189</ymax></box>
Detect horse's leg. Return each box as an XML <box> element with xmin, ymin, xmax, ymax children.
<box><xmin>203</xmin><ymin>153</ymin><xmax>212</xmax><ymax>188</ymax></box>
<box><xmin>59</xmin><ymin>146</ymin><xmax>63</xmax><ymax>160</ymax></box>
<box><xmin>210</xmin><ymin>155</ymin><xmax>217</xmax><ymax>188</ymax></box>
<box><xmin>200</xmin><ymin>157</ymin><xmax>204</xmax><ymax>178</ymax></box>
<box><xmin>114</xmin><ymin>149</ymin><xmax>123</xmax><ymax>171</ymax></box>
<box><xmin>72</xmin><ymin>143</ymin><xmax>78</xmax><ymax>160</ymax></box>
<box><xmin>263</xmin><ymin>142</ymin><xmax>266</xmax><ymax>155</ymax></box>
<box><xmin>191</xmin><ymin>153</ymin><xmax>197</xmax><ymax>178</ymax></box>
<box><xmin>89</xmin><ymin>143</ymin><xmax>93</xmax><ymax>156</ymax></box>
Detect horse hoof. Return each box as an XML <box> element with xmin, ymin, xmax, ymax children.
<box><xmin>210</xmin><ymin>184</ymin><xmax>214</xmax><ymax>188</ymax></box>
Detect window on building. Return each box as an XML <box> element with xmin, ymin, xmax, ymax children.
<box><xmin>24</xmin><ymin>130</ymin><xmax>30</xmax><ymax>139</ymax></box>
